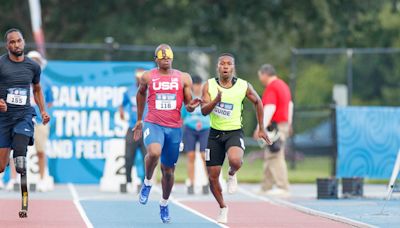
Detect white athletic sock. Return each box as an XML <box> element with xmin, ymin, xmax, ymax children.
<box><xmin>160</xmin><ymin>198</ymin><xmax>168</xmax><ymax>206</ymax></box>
<box><xmin>228</xmin><ymin>167</ymin><xmax>234</xmax><ymax>176</ymax></box>
<box><xmin>144</xmin><ymin>178</ymin><xmax>152</xmax><ymax>186</ymax></box>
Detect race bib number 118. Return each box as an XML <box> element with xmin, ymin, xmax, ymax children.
<box><xmin>155</xmin><ymin>93</ymin><xmax>177</xmax><ymax>110</ymax></box>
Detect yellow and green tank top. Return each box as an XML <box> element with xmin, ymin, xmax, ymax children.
<box><xmin>208</xmin><ymin>77</ymin><xmax>248</xmax><ymax>131</ymax></box>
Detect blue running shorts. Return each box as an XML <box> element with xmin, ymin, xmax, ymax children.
<box><xmin>0</xmin><ymin>111</ymin><xmax>35</xmax><ymax>148</ymax></box>
<box><xmin>143</xmin><ymin>121</ymin><xmax>182</xmax><ymax>167</ymax></box>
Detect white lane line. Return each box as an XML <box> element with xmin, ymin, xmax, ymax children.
<box><xmin>153</xmin><ymin>186</ymin><xmax>228</xmax><ymax>228</ymax></box>
<box><xmin>68</xmin><ymin>183</ymin><xmax>94</xmax><ymax>228</ymax></box>
<box><xmin>238</xmin><ymin>187</ymin><xmax>377</xmax><ymax>228</ymax></box>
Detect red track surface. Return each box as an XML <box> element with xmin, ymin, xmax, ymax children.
<box><xmin>182</xmin><ymin>201</ymin><xmax>352</xmax><ymax>228</ymax></box>
<box><xmin>0</xmin><ymin>200</ymin><xmax>86</xmax><ymax>228</ymax></box>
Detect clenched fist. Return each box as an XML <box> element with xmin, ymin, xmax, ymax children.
<box><xmin>41</xmin><ymin>111</ymin><xmax>50</xmax><ymax>125</ymax></box>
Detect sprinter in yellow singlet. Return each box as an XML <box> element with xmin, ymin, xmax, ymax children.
<box><xmin>201</xmin><ymin>53</ymin><xmax>271</xmax><ymax>224</ymax></box>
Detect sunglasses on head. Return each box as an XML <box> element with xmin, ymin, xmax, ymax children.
<box><xmin>155</xmin><ymin>48</ymin><xmax>174</xmax><ymax>60</ymax></box>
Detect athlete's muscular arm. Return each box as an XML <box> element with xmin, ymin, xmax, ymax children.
<box><xmin>182</xmin><ymin>72</ymin><xmax>201</xmax><ymax>112</ymax></box>
<box><xmin>246</xmin><ymin>83</ymin><xmax>271</xmax><ymax>145</ymax></box>
<box><xmin>0</xmin><ymin>99</ymin><xmax>7</xmax><ymax>112</ymax></box>
<box><xmin>133</xmin><ymin>71</ymin><xmax>149</xmax><ymax>141</ymax></box>
<box><xmin>32</xmin><ymin>83</ymin><xmax>50</xmax><ymax>125</ymax></box>
<box><xmin>201</xmin><ymin>81</ymin><xmax>221</xmax><ymax>116</ymax></box>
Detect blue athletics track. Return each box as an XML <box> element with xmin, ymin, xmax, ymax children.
<box><xmin>0</xmin><ymin>183</ymin><xmax>398</xmax><ymax>227</ymax></box>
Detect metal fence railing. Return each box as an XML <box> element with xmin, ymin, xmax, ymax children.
<box><xmin>2</xmin><ymin>41</ymin><xmax>217</xmax><ymax>79</ymax></box>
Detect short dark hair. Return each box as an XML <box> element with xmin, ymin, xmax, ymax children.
<box><xmin>259</xmin><ymin>64</ymin><xmax>277</xmax><ymax>76</ymax></box>
<box><xmin>218</xmin><ymin>53</ymin><xmax>235</xmax><ymax>65</ymax></box>
<box><xmin>4</xmin><ymin>28</ymin><xmax>23</xmax><ymax>42</ymax></box>
<box><xmin>219</xmin><ymin>52</ymin><xmax>235</xmax><ymax>59</ymax></box>
<box><xmin>191</xmin><ymin>75</ymin><xmax>202</xmax><ymax>84</ymax></box>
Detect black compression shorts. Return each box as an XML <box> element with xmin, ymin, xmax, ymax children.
<box><xmin>205</xmin><ymin>128</ymin><xmax>245</xmax><ymax>166</ymax></box>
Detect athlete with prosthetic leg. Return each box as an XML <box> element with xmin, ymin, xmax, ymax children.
<box><xmin>0</xmin><ymin>28</ymin><xmax>50</xmax><ymax>218</ymax></box>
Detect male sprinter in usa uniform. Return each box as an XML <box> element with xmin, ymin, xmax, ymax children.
<box><xmin>0</xmin><ymin>28</ymin><xmax>50</xmax><ymax>218</ymax></box>
<box><xmin>201</xmin><ymin>53</ymin><xmax>270</xmax><ymax>223</ymax></box>
<box><xmin>133</xmin><ymin>44</ymin><xmax>201</xmax><ymax>223</ymax></box>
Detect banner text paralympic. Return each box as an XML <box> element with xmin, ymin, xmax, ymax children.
<box><xmin>47</xmin><ymin>85</ymin><xmax>130</xmax><ymax>159</ymax></box>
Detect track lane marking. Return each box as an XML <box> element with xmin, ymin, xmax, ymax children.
<box><xmin>68</xmin><ymin>183</ymin><xmax>94</xmax><ymax>228</ymax></box>
<box><xmin>238</xmin><ymin>187</ymin><xmax>376</xmax><ymax>228</ymax></box>
<box><xmin>153</xmin><ymin>186</ymin><xmax>228</xmax><ymax>228</ymax></box>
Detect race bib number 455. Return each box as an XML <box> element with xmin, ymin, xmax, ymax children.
<box><xmin>155</xmin><ymin>93</ymin><xmax>177</xmax><ymax>110</ymax></box>
<box><xmin>6</xmin><ymin>88</ymin><xmax>28</xmax><ymax>105</ymax></box>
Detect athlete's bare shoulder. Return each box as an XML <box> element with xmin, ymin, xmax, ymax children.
<box><xmin>202</xmin><ymin>80</ymin><xmax>210</xmax><ymax>95</ymax></box>
<box><xmin>140</xmin><ymin>70</ymin><xmax>152</xmax><ymax>84</ymax></box>
<box><xmin>181</xmin><ymin>71</ymin><xmax>191</xmax><ymax>79</ymax></box>
<box><xmin>179</xmin><ymin>71</ymin><xmax>192</xmax><ymax>86</ymax></box>
<box><xmin>173</xmin><ymin>69</ymin><xmax>189</xmax><ymax>77</ymax></box>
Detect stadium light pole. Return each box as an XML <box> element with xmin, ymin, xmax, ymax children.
<box><xmin>28</xmin><ymin>0</ymin><xmax>46</xmax><ymax>57</ymax></box>
<box><xmin>346</xmin><ymin>49</ymin><xmax>353</xmax><ymax>106</ymax></box>
<box><xmin>289</xmin><ymin>48</ymin><xmax>298</xmax><ymax>170</ymax></box>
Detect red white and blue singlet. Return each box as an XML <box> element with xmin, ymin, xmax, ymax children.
<box><xmin>143</xmin><ymin>68</ymin><xmax>185</xmax><ymax>167</ymax></box>
<box><xmin>145</xmin><ymin>68</ymin><xmax>184</xmax><ymax>128</ymax></box>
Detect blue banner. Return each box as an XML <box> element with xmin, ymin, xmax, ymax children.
<box><xmin>45</xmin><ymin>61</ymin><xmax>153</xmax><ymax>183</ymax></box>
<box><xmin>336</xmin><ymin>107</ymin><xmax>400</xmax><ymax>179</ymax></box>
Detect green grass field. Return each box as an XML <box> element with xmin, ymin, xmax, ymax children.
<box><xmin>171</xmin><ymin>153</ymin><xmax>333</xmax><ymax>184</ymax></box>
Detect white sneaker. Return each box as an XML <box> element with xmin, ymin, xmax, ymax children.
<box><xmin>37</xmin><ymin>180</ymin><xmax>48</xmax><ymax>192</ymax></box>
<box><xmin>265</xmin><ymin>188</ymin><xmax>290</xmax><ymax>197</ymax></box>
<box><xmin>45</xmin><ymin>177</ymin><xmax>55</xmax><ymax>191</ymax></box>
<box><xmin>227</xmin><ymin>174</ymin><xmax>237</xmax><ymax>194</ymax></box>
<box><xmin>217</xmin><ymin>207</ymin><xmax>228</xmax><ymax>224</ymax></box>
<box><xmin>126</xmin><ymin>182</ymin><xmax>136</xmax><ymax>193</ymax></box>
<box><xmin>6</xmin><ymin>178</ymin><xmax>18</xmax><ymax>191</ymax></box>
